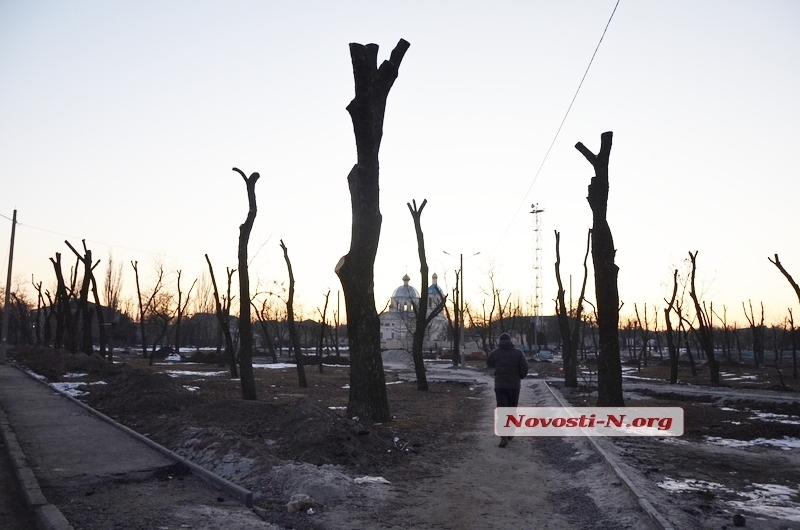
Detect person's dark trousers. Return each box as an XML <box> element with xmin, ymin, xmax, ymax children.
<box><xmin>495</xmin><ymin>388</ymin><xmax>520</xmax><ymax>447</ymax></box>
<box><xmin>495</xmin><ymin>388</ymin><xmax>520</xmax><ymax>408</ymax></box>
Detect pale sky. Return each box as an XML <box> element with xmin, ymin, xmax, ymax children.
<box><xmin>1</xmin><ymin>1</ymin><xmax>799</xmax><ymax>326</ymax></box>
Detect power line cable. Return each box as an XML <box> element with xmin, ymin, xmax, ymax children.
<box><xmin>486</xmin><ymin>0</ymin><xmax>621</xmax><ymax>259</ymax></box>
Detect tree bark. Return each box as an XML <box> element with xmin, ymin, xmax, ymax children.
<box><xmin>408</xmin><ymin>199</ymin><xmax>431</xmax><ymax>391</ymax></box>
<box><xmin>234</xmin><ymin>167</ymin><xmax>260</xmax><ymax>400</ymax></box>
<box><xmin>575</xmin><ymin>131</ymin><xmax>624</xmax><ymax>406</ymax></box>
<box><xmin>769</xmin><ymin>254</ymin><xmax>800</xmax><ymax>305</ymax></box>
<box><xmin>205</xmin><ymin>255</ymin><xmax>238</xmax><ymax>378</ymax></box>
<box><xmin>664</xmin><ymin>269</ymin><xmax>680</xmax><ymax>384</ymax></box>
<box><xmin>317</xmin><ymin>290</ymin><xmax>330</xmax><ymax>374</ymax></box>
<box><xmin>335</xmin><ymin>39</ymin><xmax>409</xmax><ymax>422</ymax></box>
<box><xmin>281</xmin><ymin>240</ymin><xmax>307</xmax><ymax>388</ymax></box>
<box><xmin>554</xmin><ymin>230</ymin><xmax>591</xmax><ymax>389</ymax></box>
<box><xmin>65</xmin><ymin>240</ymin><xmax>96</xmax><ymax>355</ymax></box>
<box><xmin>688</xmin><ymin>251</ymin><xmax>719</xmax><ymax>383</ymax></box>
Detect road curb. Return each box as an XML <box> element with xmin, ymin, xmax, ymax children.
<box><xmin>0</xmin><ymin>397</ymin><xmax>75</xmax><ymax>530</ymax></box>
<box><xmin>13</xmin><ymin>364</ymin><xmax>255</xmax><ymax>508</ymax></box>
<box><xmin>542</xmin><ymin>381</ymin><xmax>676</xmax><ymax>530</ymax></box>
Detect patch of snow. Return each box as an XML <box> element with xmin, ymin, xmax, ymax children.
<box><xmin>50</xmin><ymin>382</ymin><xmax>88</xmax><ymax>397</ymax></box>
<box><xmin>622</xmin><ymin>374</ymin><xmax>663</xmax><ymax>381</ymax></box>
<box><xmin>721</xmin><ymin>374</ymin><xmax>759</xmax><ymax>381</ymax></box>
<box><xmin>386</xmin><ymin>381</ymin><xmax>403</xmax><ymax>385</ymax></box>
<box><xmin>183</xmin><ymin>385</ymin><xmax>200</xmax><ymax>392</ymax></box>
<box><xmin>165</xmin><ymin>353</ymin><xmax>182</xmax><ymax>361</ymax></box>
<box><xmin>252</xmin><ymin>363</ymin><xmax>297</xmax><ymax>369</ymax></box>
<box><xmin>729</xmin><ymin>483</ymin><xmax>800</xmax><ymax>523</ymax></box>
<box><xmin>704</xmin><ymin>436</ymin><xmax>800</xmax><ymax>450</ymax></box>
<box><xmin>164</xmin><ymin>370</ymin><xmax>228</xmax><ymax>377</ymax></box>
<box><xmin>328</xmin><ymin>406</ymin><xmax>346</xmax><ymax>410</ymax></box>
<box><xmin>750</xmin><ymin>411</ymin><xmax>800</xmax><ymax>425</ymax></box>
<box><xmin>354</xmin><ymin>476</ymin><xmax>390</xmax><ymax>484</ymax></box>
<box><xmin>62</xmin><ymin>372</ymin><xmax>88</xmax><ymax>378</ymax></box>
<box><xmin>658</xmin><ymin>477</ymin><xmax>729</xmax><ymax>493</ymax></box>
<box><xmin>25</xmin><ymin>370</ymin><xmax>46</xmax><ymax>381</ymax></box>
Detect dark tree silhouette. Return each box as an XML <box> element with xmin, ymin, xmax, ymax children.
<box><xmin>407</xmin><ymin>199</ymin><xmax>446</xmax><ymax>391</ymax></box>
<box><xmin>575</xmin><ymin>131</ymin><xmax>624</xmax><ymax>406</ymax></box>
<box><xmin>281</xmin><ymin>240</ymin><xmax>307</xmax><ymax>388</ymax></box>
<box><xmin>174</xmin><ymin>270</ymin><xmax>197</xmax><ymax>357</ymax></box>
<box><xmin>769</xmin><ymin>254</ymin><xmax>800</xmax><ymax>304</ymax></box>
<box><xmin>687</xmin><ymin>251</ymin><xmax>720</xmax><ymax>383</ymax></box>
<box><xmin>317</xmin><ymin>290</ymin><xmax>331</xmax><ymax>374</ymax></box>
<box><xmin>334</xmin><ymin>38</ymin><xmax>410</xmax><ymax>422</ymax></box>
<box><xmin>205</xmin><ymin>255</ymin><xmax>238</xmax><ymax>378</ymax></box>
<box><xmin>233</xmin><ymin>167</ymin><xmax>260</xmax><ymax>400</ymax></box>
<box><xmin>664</xmin><ymin>269</ymin><xmax>680</xmax><ymax>384</ymax></box>
<box><xmin>554</xmin><ymin>229</ymin><xmax>590</xmax><ymax>388</ymax></box>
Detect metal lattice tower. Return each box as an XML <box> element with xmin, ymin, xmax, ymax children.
<box><xmin>530</xmin><ymin>203</ymin><xmax>544</xmax><ymax>349</ymax></box>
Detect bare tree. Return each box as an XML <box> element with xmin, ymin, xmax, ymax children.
<box><xmin>634</xmin><ymin>303</ymin><xmax>653</xmax><ymax>370</ymax></box>
<box><xmin>281</xmin><ymin>240</ymin><xmax>306</xmax><ymax>388</ymax></box>
<box><xmin>174</xmin><ymin>270</ymin><xmax>197</xmax><ymax>356</ymax></box>
<box><xmin>66</xmin><ymin>240</ymin><xmax>104</xmax><ymax>355</ymax></box>
<box><xmin>555</xmin><ymin>230</ymin><xmax>590</xmax><ymax>388</ymax></box>
<box><xmin>317</xmin><ymin>290</ymin><xmax>331</xmax><ymax>374</ymax></box>
<box><xmin>205</xmin><ymin>255</ymin><xmax>238</xmax><ymax>378</ymax></box>
<box><xmin>742</xmin><ymin>300</ymin><xmax>765</xmax><ymax>369</ymax></box>
<box><xmin>334</xmin><ymin>38</ymin><xmax>409</xmax><ymax>422</ymax></box>
<box><xmin>575</xmin><ymin>131</ymin><xmax>623</xmax><ymax>406</ymax></box>
<box><xmin>50</xmin><ymin>253</ymin><xmax>74</xmax><ymax>351</ymax></box>
<box><xmin>687</xmin><ymin>251</ymin><xmax>720</xmax><ymax>383</ymax></box>
<box><xmin>131</xmin><ymin>261</ymin><xmax>164</xmax><ymax>359</ymax></box>
<box><xmin>407</xmin><ymin>199</ymin><xmax>447</xmax><ymax>391</ymax></box>
<box><xmin>147</xmin><ymin>290</ymin><xmax>174</xmax><ymax>366</ymax></box>
<box><xmin>663</xmin><ymin>269</ymin><xmax>681</xmax><ymax>383</ymax></box>
<box><xmin>768</xmin><ymin>254</ymin><xmax>800</xmax><ymax>304</ymax></box>
<box><xmin>788</xmin><ymin>308</ymin><xmax>798</xmax><ymax>379</ymax></box>
<box><xmin>233</xmin><ymin>167</ymin><xmax>259</xmax><ymax>400</ymax></box>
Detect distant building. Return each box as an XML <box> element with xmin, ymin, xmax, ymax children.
<box><xmin>379</xmin><ymin>273</ymin><xmax>448</xmax><ymax>350</ymax></box>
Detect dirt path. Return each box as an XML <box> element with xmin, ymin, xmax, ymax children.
<box><xmin>315</xmin><ymin>374</ymin><xmax>658</xmax><ymax>529</ymax></box>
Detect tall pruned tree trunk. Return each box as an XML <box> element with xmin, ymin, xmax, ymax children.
<box><xmin>334</xmin><ymin>38</ymin><xmax>409</xmax><ymax>422</ymax></box>
<box><xmin>688</xmin><ymin>251</ymin><xmax>720</xmax><ymax>383</ymax></box>
<box><xmin>554</xmin><ymin>230</ymin><xmax>590</xmax><ymax>388</ymax></box>
<box><xmin>317</xmin><ymin>290</ymin><xmax>330</xmax><ymax>374</ymax></box>
<box><xmin>131</xmin><ymin>261</ymin><xmax>148</xmax><ymax>359</ymax></box>
<box><xmin>205</xmin><ymin>255</ymin><xmax>238</xmax><ymax>378</ymax></box>
<box><xmin>174</xmin><ymin>270</ymin><xmax>196</xmax><ymax>357</ymax></box>
<box><xmin>66</xmin><ymin>240</ymin><xmax>98</xmax><ymax>355</ymax></box>
<box><xmin>743</xmin><ymin>300</ymin><xmax>765</xmax><ymax>369</ymax></box>
<box><xmin>664</xmin><ymin>269</ymin><xmax>680</xmax><ymax>384</ymax></box>
<box><xmin>575</xmin><ymin>131</ymin><xmax>624</xmax><ymax>406</ymax></box>
<box><xmin>281</xmin><ymin>240</ymin><xmax>307</xmax><ymax>388</ymax></box>
<box><xmin>234</xmin><ymin>167</ymin><xmax>260</xmax><ymax>400</ymax></box>
<box><xmin>407</xmin><ymin>199</ymin><xmax>446</xmax><ymax>392</ymax></box>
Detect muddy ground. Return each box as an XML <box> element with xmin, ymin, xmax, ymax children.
<box><xmin>8</xmin><ymin>346</ymin><xmax>800</xmax><ymax>529</ymax></box>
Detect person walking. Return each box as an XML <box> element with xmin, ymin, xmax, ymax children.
<box><xmin>487</xmin><ymin>332</ymin><xmax>528</xmax><ymax>447</ymax></box>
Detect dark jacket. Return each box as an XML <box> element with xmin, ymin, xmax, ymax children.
<box><xmin>486</xmin><ymin>339</ymin><xmax>529</xmax><ymax>389</ymax></box>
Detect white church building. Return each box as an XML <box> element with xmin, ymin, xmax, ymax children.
<box><xmin>379</xmin><ymin>273</ymin><xmax>449</xmax><ymax>350</ymax></box>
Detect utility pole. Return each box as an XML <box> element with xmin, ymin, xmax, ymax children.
<box><xmin>531</xmin><ymin>203</ymin><xmax>544</xmax><ymax>351</ymax></box>
<box><xmin>1</xmin><ymin>209</ymin><xmax>18</xmax><ymax>364</ymax></box>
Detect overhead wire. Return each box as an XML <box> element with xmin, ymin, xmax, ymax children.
<box><xmin>485</xmin><ymin>0</ymin><xmax>621</xmax><ymax>260</ymax></box>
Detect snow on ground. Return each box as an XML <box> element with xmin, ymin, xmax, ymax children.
<box><xmin>164</xmin><ymin>370</ymin><xmax>228</xmax><ymax>377</ymax></box>
<box><xmin>659</xmin><ymin>478</ymin><xmax>800</xmax><ymax>522</ymax></box>
<box><xmin>49</xmin><ymin>380</ymin><xmax>106</xmax><ymax>397</ymax></box>
<box><xmin>704</xmin><ymin>436</ymin><xmax>800</xmax><ymax>450</ymax></box>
